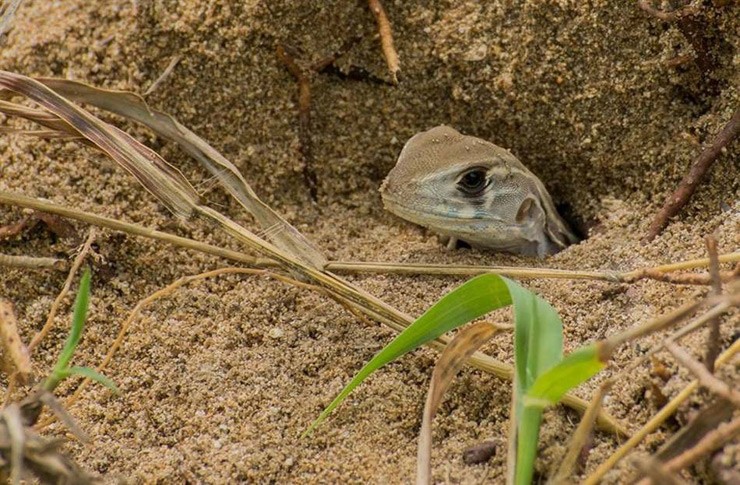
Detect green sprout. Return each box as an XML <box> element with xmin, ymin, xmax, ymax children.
<box><xmin>42</xmin><ymin>267</ymin><xmax>119</xmax><ymax>394</ymax></box>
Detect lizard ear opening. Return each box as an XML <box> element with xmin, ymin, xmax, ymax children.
<box><xmin>515</xmin><ymin>197</ymin><xmax>537</xmax><ymax>224</ymax></box>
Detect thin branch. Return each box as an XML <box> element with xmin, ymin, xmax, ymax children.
<box><xmin>665</xmin><ymin>342</ymin><xmax>740</xmax><ymax>407</ymax></box>
<box><xmin>662</xmin><ymin>416</ymin><xmax>740</xmax><ymax>476</ymax></box>
<box><xmin>0</xmin><ymin>253</ymin><xmax>67</xmax><ymax>270</ymax></box>
<box><xmin>636</xmin><ymin>458</ymin><xmax>687</xmax><ymax>485</ymax></box>
<box><xmin>368</xmin><ymin>0</ymin><xmax>400</xmax><ymax>84</ymax></box>
<box><xmin>0</xmin><ymin>0</ymin><xmax>23</xmax><ymax>36</ymax></box>
<box><xmin>646</xmin><ymin>108</ymin><xmax>740</xmax><ymax>240</ymax></box>
<box><xmin>637</xmin><ymin>0</ymin><xmax>700</xmax><ymax>22</ymax></box>
<box><xmin>550</xmin><ymin>381</ymin><xmax>612</xmax><ymax>484</ymax></box>
<box><xmin>637</xmin><ymin>416</ymin><xmax>740</xmax><ymax>485</ymax></box>
<box><xmin>144</xmin><ymin>54</ymin><xmax>181</xmax><ymax>96</ymax></box>
<box><xmin>276</xmin><ymin>44</ymin><xmax>317</xmax><ymax>201</ymax></box>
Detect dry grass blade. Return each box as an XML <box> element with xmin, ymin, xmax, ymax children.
<box><xmin>0</xmin><ymin>99</ymin><xmax>84</xmax><ymax>139</ymax></box>
<box><xmin>549</xmin><ymin>381</ymin><xmax>612</xmax><ymax>484</ymax></box>
<box><xmin>0</xmin><ymin>401</ymin><xmax>94</xmax><ymax>484</ymax></box>
<box><xmin>36</xmin><ymin>77</ymin><xmax>327</xmax><ymax>268</ymax></box>
<box><xmin>0</xmin><ymin>190</ymin><xmax>274</xmax><ymax>269</ymax></box>
<box><xmin>0</xmin><ymin>298</ymin><xmax>31</xmax><ymax>382</ymax></box>
<box><xmin>417</xmin><ymin>322</ymin><xmax>502</xmax><ymax>485</ymax></box>
<box><xmin>0</xmin><ymin>0</ymin><xmax>22</xmax><ymax>36</ymax></box>
<box><xmin>0</xmin><ymin>71</ymin><xmax>200</xmax><ymax>219</ymax></box>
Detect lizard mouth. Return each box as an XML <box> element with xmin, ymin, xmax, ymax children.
<box><xmin>381</xmin><ymin>193</ymin><xmax>499</xmax><ymax>225</ymax></box>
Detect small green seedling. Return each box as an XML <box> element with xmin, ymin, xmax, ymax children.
<box><xmin>309</xmin><ymin>274</ymin><xmax>607</xmax><ymax>484</ymax></box>
<box><xmin>42</xmin><ymin>267</ymin><xmax>118</xmax><ymax>394</ymax></box>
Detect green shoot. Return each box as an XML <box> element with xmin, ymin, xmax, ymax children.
<box><xmin>43</xmin><ymin>268</ymin><xmax>119</xmax><ymax>394</ymax></box>
<box><xmin>306</xmin><ymin>274</ymin><xmax>514</xmax><ymax>436</ymax></box>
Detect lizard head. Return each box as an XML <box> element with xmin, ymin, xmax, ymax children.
<box><xmin>380</xmin><ymin>125</ymin><xmax>578</xmax><ymax>257</ymax></box>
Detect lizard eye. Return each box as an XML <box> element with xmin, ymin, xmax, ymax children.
<box><xmin>457</xmin><ymin>168</ymin><xmax>488</xmax><ymax>195</ymax></box>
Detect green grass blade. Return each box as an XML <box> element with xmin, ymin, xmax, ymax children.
<box><xmin>45</xmin><ymin>267</ymin><xmax>92</xmax><ymax>391</ymax></box>
<box><xmin>525</xmin><ymin>344</ymin><xmax>606</xmax><ymax>407</ymax></box>
<box><xmin>506</xmin><ymin>278</ymin><xmax>564</xmax><ymax>485</ymax></box>
<box><xmin>67</xmin><ymin>366</ymin><xmax>120</xmax><ymax>394</ymax></box>
<box><xmin>306</xmin><ymin>274</ymin><xmax>514</xmax><ymax>436</ymax></box>
<box><xmin>506</xmin><ymin>278</ymin><xmax>563</xmax><ymax>407</ymax></box>
<box><xmin>514</xmin><ymin>345</ymin><xmax>606</xmax><ymax>484</ymax></box>
<box><xmin>515</xmin><ymin>405</ymin><xmax>543</xmax><ymax>485</ymax></box>
<box><xmin>56</xmin><ymin>267</ymin><xmax>92</xmax><ymax>372</ymax></box>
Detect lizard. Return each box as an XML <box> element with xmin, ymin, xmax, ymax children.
<box><xmin>379</xmin><ymin>125</ymin><xmax>579</xmax><ymax>257</ymax></box>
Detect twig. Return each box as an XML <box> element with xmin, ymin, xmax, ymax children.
<box><xmin>0</xmin><ymin>297</ymin><xmax>31</xmax><ymax>382</ymax></box>
<box><xmin>144</xmin><ymin>54</ymin><xmax>181</xmax><ymax>96</ymax></box>
<box><xmin>0</xmin><ymin>253</ymin><xmax>67</xmax><ymax>270</ymax></box>
<box><xmin>276</xmin><ymin>44</ymin><xmax>318</xmax><ymax>201</ymax></box>
<box><xmin>637</xmin><ymin>0</ymin><xmax>700</xmax><ymax>22</ymax></box>
<box><xmin>0</xmin><ymin>216</ymin><xmax>33</xmax><ymax>239</ymax></box>
<box><xmin>328</xmin><ymin>256</ymin><xmax>740</xmax><ymax>284</ymax></box>
<box><xmin>703</xmin><ymin>235</ymin><xmax>722</xmax><ymax>372</ymax></box>
<box><xmin>27</xmin><ymin>229</ymin><xmax>96</xmax><ymax>352</ymax></box>
<box><xmin>368</xmin><ymin>0</ymin><xmax>400</xmax><ymax>84</ymax></box>
<box><xmin>646</xmin><ymin>108</ymin><xmax>740</xmax><ymax>240</ymax></box>
<box><xmin>60</xmin><ymin>267</ymin><xmax>269</xmax><ymax>411</ymax></box>
<box><xmin>665</xmin><ymin>342</ymin><xmax>740</xmax><ymax>407</ymax></box>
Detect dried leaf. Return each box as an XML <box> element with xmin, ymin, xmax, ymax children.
<box><xmin>417</xmin><ymin>322</ymin><xmax>501</xmax><ymax>485</ymax></box>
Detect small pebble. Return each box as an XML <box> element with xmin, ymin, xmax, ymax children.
<box><xmin>462</xmin><ymin>440</ymin><xmax>497</xmax><ymax>465</ymax></box>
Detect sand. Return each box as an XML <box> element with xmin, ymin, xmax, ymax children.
<box><xmin>0</xmin><ymin>0</ymin><xmax>738</xmax><ymax>483</ymax></box>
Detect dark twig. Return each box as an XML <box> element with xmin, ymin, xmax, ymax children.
<box><xmin>0</xmin><ymin>211</ymin><xmax>75</xmax><ymax>240</ymax></box>
<box><xmin>704</xmin><ymin>235</ymin><xmax>722</xmax><ymax>372</ymax></box>
<box><xmin>367</xmin><ymin>0</ymin><xmax>400</xmax><ymax>84</ymax></box>
<box><xmin>277</xmin><ymin>37</ymin><xmax>365</xmax><ymax>202</ymax></box>
<box><xmin>645</xmin><ymin>108</ymin><xmax>740</xmax><ymax>240</ymax></box>
<box><xmin>0</xmin><ymin>215</ymin><xmax>33</xmax><ymax>239</ymax></box>
<box><xmin>637</xmin><ymin>0</ymin><xmax>700</xmax><ymax>22</ymax></box>
<box><xmin>276</xmin><ymin>44</ymin><xmax>318</xmax><ymax>201</ymax></box>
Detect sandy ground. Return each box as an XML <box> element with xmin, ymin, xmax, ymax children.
<box><xmin>0</xmin><ymin>0</ymin><xmax>738</xmax><ymax>483</ymax></box>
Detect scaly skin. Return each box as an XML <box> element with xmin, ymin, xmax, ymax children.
<box><xmin>380</xmin><ymin>126</ymin><xmax>578</xmax><ymax>257</ymax></box>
